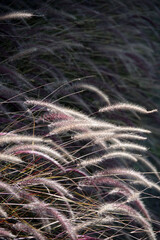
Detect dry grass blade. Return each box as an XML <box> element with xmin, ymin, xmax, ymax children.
<box><xmin>52</xmin><ymin>121</ymin><xmax>151</xmax><ymax>135</ymax></box>
<box><xmin>0</xmin><ymin>135</ymin><xmax>51</xmax><ymax>145</ymax></box>
<box><xmin>16</xmin><ymin>177</ymin><xmax>73</xmax><ymax>199</ymax></box>
<box><xmin>108</xmin><ymin>142</ymin><xmax>147</xmax><ymax>152</ymax></box>
<box><xmin>49</xmin><ymin>120</ymin><xmax>115</xmax><ymax>136</ymax></box>
<box><xmin>73</xmin><ymin>131</ymin><xmax>146</xmax><ymax>141</ymax></box>
<box><xmin>0</xmin><ymin>11</ymin><xmax>33</xmax><ymax>20</ymax></box>
<box><xmin>96</xmin><ymin>168</ymin><xmax>160</xmax><ymax>192</ymax></box>
<box><xmin>78</xmin><ymin>84</ymin><xmax>110</xmax><ymax>105</ymax></box>
<box><xmin>73</xmin><ymin>131</ymin><xmax>115</xmax><ymax>141</ymax></box>
<box><xmin>25</xmin><ymin>99</ymin><xmax>90</xmax><ymax>120</ymax></box>
<box><xmin>79</xmin><ymin>151</ymin><xmax>138</xmax><ymax>167</ymax></box>
<box><xmin>5</xmin><ymin>143</ymin><xmax>68</xmax><ymax>164</ymax></box>
<box><xmin>0</xmin><ymin>153</ymin><xmax>22</xmax><ymax>163</ymax></box>
<box><xmin>14</xmin><ymin>149</ymin><xmax>65</xmax><ymax>172</ymax></box>
<box><xmin>99</xmin><ymin>103</ymin><xmax>157</xmax><ymax>114</ymax></box>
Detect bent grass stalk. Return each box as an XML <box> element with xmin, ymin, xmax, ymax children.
<box><xmin>99</xmin><ymin>103</ymin><xmax>157</xmax><ymax>114</ymax></box>
<box><xmin>5</xmin><ymin>143</ymin><xmax>68</xmax><ymax>164</ymax></box>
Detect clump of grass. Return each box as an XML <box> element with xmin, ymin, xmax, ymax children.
<box><xmin>0</xmin><ymin>1</ymin><xmax>160</xmax><ymax>239</ymax></box>
<box><xmin>0</xmin><ymin>84</ymin><xmax>159</xmax><ymax>240</ymax></box>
